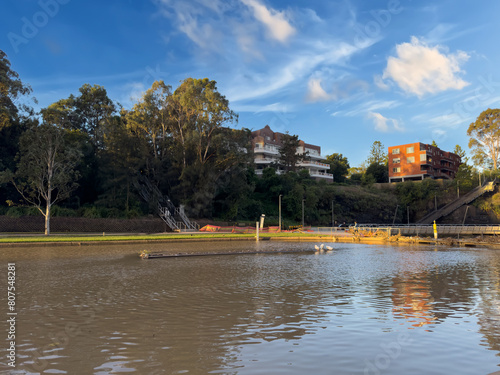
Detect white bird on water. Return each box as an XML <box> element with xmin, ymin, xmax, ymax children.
<box><xmin>315</xmin><ymin>244</ymin><xmax>327</xmax><ymax>253</ymax></box>
<box><xmin>326</xmin><ymin>246</ymin><xmax>333</xmax><ymax>252</ymax></box>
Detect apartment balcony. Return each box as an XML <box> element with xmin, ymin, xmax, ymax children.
<box><xmin>254</xmin><ymin>158</ymin><xmax>276</xmax><ymax>165</ymax></box>
<box><xmin>298</xmin><ymin>152</ymin><xmax>326</xmax><ymax>161</ymax></box>
<box><xmin>441</xmin><ymin>154</ymin><xmax>454</xmax><ymax>162</ymax></box>
<box><xmin>254</xmin><ymin>144</ymin><xmax>280</xmax><ymax>155</ymax></box>
<box><xmin>297</xmin><ymin>160</ymin><xmax>330</xmax><ymax>168</ymax></box>
<box><xmin>310</xmin><ymin>171</ymin><xmax>334</xmax><ymax>179</ymax></box>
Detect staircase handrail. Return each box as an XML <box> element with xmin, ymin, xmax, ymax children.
<box><xmin>416</xmin><ymin>179</ymin><xmax>496</xmax><ymax>224</ymax></box>
<box><xmin>175</xmin><ymin>207</ymin><xmax>198</xmax><ymax>230</ymax></box>
<box><xmin>158</xmin><ymin>204</ymin><xmax>179</xmax><ymax>231</ymax></box>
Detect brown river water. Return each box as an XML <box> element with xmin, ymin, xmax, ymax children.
<box><xmin>0</xmin><ymin>241</ymin><xmax>499</xmax><ymax>374</ymax></box>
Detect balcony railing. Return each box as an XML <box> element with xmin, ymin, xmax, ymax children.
<box><xmin>310</xmin><ymin>171</ymin><xmax>334</xmax><ymax>179</ymax></box>
<box><xmin>254</xmin><ymin>145</ymin><xmax>280</xmax><ymax>155</ymax></box>
<box><xmin>298</xmin><ymin>160</ymin><xmax>330</xmax><ymax>168</ymax></box>
<box><xmin>297</xmin><ymin>151</ymin><xmax>326</xmax><ymax>160</ymax></box>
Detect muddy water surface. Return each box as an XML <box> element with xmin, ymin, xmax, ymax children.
<box><xmin>0</xmin><ymin>241</ymin><xmax>499</xmax><ymax>374</ymax></box>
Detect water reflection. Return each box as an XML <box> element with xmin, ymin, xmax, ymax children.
<box><xmin>0</xmin><ymin>242</ymin><xmax>499</xmax><ymax>374</ymax></box>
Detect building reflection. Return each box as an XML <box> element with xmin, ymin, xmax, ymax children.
<box><xmin>477</xmin><ymin>255</ymin><xmax>500</xmax><ymax>355</ymax></box>
<box><xmin>392</xmin><ymin>274</ymin><xmax>436</xmax><ymax>328</ymax></box>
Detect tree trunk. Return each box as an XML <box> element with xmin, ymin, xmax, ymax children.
<box><xmin>45</xmin><ymin>184</ymin><xmax>52</xmax><ymax>236</ymax></box>
<box><xmin>45</xmin><ymin>204</ymin><xmax>50</xmax><ymax>236</ymax></box>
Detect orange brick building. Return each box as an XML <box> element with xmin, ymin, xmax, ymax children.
<box><xmin>388</xmin><ymin>142</ymin><xmax>461</xmax><ymax>183</ymax></box>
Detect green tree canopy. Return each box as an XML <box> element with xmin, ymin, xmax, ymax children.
<box><xmin>278</xmin><ymin>132</ymin><xmax>303</xmax><ymax>172</ymax></box>
<box><xmin>0</xmin><ymin>49</ymin><xmax>33</xmax><ymax>130</ymax></box>
<box><xmin>453</xmin><ymin>144</ymin><xmax>468</xmax><ymax>165</ymax></box>
<box><xmin>467</xmin><ymin>108</ymin><xmax>500</xmax><ymax>170</ymax></box>
<box><xmin>325</xmin><ymin>153</ymin><xmax>349</xmax><ymax>183</ymax></box>
<box><xmin>127</xmin><ymin>80</ymin><xmax>172</xmax><ymax>160</ymax></box>
<box><xmin>45</xmin><ymin>84</ymin><xmax>117</xmax><ymax>149</ymax></box>
<box><xmin>366</xmin><ymin>141</ymin><xmax>388</xmax><ymax>166</ymax></box>
<box><xmin>365</xmin><ymin>162</ymin><xmax>388</xmax><ymax>183</ymax></box>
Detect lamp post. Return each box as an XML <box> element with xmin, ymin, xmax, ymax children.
<box><xmin>279</xmin><ymin>194</ymin><xmax>282</xmax><ymax>232</ymax></box>
<box><xmin>260</xmin><ymin>214</ymin><xmax>265</xmax><ymax>229</ymax></box>
<box><xmin>302</xmin><ymin>198</ymin><xmax>305</xmax><ymax>228</ymax></box>
<box><xmin>331</xmin><ymin>200</ymin><xmax>334</xmax><ymax>227</ymax></box>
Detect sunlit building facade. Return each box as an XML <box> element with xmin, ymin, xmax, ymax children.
<box><xmin>251</xmin><ymin>125</ymin><xmax>333</xmax><ymax>182</ymax></box>
<box><xmin>388</xmin><ymin>142</ymin><xmax>461</xmax><ymax>183</ymax></box>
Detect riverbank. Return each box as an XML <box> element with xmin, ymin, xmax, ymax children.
<box><xmin>0</xmin><ymin>231</ymin><xmax>499</xmax><ymax>250</ymax></box>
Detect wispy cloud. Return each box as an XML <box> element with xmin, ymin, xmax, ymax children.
<box><xmin>241</xmin><ymin>0</ymin><xmax>296</xmax><ymax>43</ymax></box>
<box><xmin>332</xmin><ymin>100</ymin><xmax>401</xmax><ymax>117</ymax></box>
<box><xmin>226</xmin><ymin>41</ymin><xmax>363</xmax><ymax>103</ymax></box>
<box><xmin>424</xmin><ymin>23</ymin><xmax>485</xmax><ymax>44</ymax></box>
<box><xmin>367</xmin><ymin>112</ymin><xmax>403</xmax><ymax>132</ymax></box>
<box><xmin>156</xmin><ymin>0</ymin><xmax>226</xmax><ymax>52</ymax></box>
<box><xmin>381</xmin><ymin>36</ymin><xmax>470</xmax><ymax>97</ymax></box>
<box><xmin>231</xmin><ymin>102</ymin><xmax>291</xmax><ymax>113</ymax></box>
<box><xmin>306</xmin><ymin>78</ymin><xmax>331</xmax><ymax>102</ymax></box>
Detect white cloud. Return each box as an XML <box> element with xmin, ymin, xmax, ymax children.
<box><xmin>374</xmin><ymin>74</ymin><xmax>390</xmax><ymax>90</ymax></box>
<box><xmin>156</xmin><ymin>0</ymin><xmax>224</xmax><ymax>51</ymax></box>
<box><xmin>382</xmin><ymin>37</ymin><xmax>469</xmax><ymax>97</ymax></box>
<box><xmin>227</xmin><ymin>41</ymin><xmax>361</xmax><ymax>102</ymax></box>
<box><xmin>306</xmin><ymin>76</ymin><xmax>370</xmax><ymax>103</ymax></box>
<box><xmin>240</xmin><ymin>0</ymin><xmax>296</xmax><ymax>43</ymax></box>
<box><xmin>232</xmin><ymin>102</ymin><xmax>291</xmax><ymax>113</ymax></box>
<box><xmin>333</xmin><ymin>100</ymin><xmax>400</xmax><ymax>117</ymax></box>
<box><xmin>368</xmin><ymin>112</ymin><xmax>403</xmax><ymax>132</ymax></box>
<box><xmin>306</xmin><ymin>78</ymin><xmax>330</xmax><ymax>102</ymax></box>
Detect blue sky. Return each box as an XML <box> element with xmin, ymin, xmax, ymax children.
<box><xmin>2</xmin><ymin>0</ymin><xmax>500</xmax><ymax>166</ymax></box>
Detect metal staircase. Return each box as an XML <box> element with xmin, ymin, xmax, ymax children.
<box><xmin>416</xmin><ymin>179</ymin><xmax>496</xmax><ymax>224</ymax></box>
<box><xmin>175</xmin><ymin>206</ymin><xmax>199</xmax><ymax>230</ymax></box>
<box><xmin>133</xmin><ymin>177</ymin><xmax>198</xmax><ymax>231</ymax></box>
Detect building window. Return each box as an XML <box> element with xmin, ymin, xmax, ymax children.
<box><xmin>407</xmin><ymin>156</ymin><xmax>415</xmax><ymax>163</ymax></box>
<box><xmin>392</xmin><ymin>167</ymin><xmax>401</xmax><ymax>173</ymax></box>
<box><xmin>420</xmin><ymin>154</ymin><xmax>426</xmax><ymax>161</ymax></box>
<box><xmin>392</xmin><ymin>148</ymin><xmax>400</xmax><ymax>154</ymax></box>
<box><xmin>406</xmin><ymin>146</ymin><xmax>414</xmax><ymax>153</ymax></box>
<box><xmin>393</xmin><ymin>158</ymin><xmax>400</xmax><ymax>164</ymax></box>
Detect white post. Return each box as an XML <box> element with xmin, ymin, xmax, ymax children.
<box><xmin>256</xmin><ymin>222</ymin><xmax>259</xmax><ymax>241</ymax></box>
<box><xmin>279</xmin><ymin>195</ymin><xmax>282</xmax><ymax>232</ymax></box>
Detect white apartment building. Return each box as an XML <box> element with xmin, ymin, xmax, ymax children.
<box><xmin>251</xmin><ymin>125</ymin><xmax>333</xmax><ymax>182</ymax></box>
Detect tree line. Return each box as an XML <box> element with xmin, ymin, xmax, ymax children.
<box><xmin>1</xmin><ymin>49</ymin><xmax>499</xmax><ymax>234</ymax></box>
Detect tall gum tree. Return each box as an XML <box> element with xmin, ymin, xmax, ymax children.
<box><xmin>126</xmin><ymin>81</ymin><xmax>172</xmax><ymax>181</ymax></box>
<box><xmin>8</xmin><ymin>124</ymin><xmax>82</xmax><ymax>235</ymax></box>
<box><xmin>171</xmin><ymin>78</ymin><xmax>238</xmax><ymax>173</ymax></box>
<box><xmin>0</xmin><ymin>49</ymin><xmax>33</xmax><ymax>130</ymax></box>
<box><xmin>467</xmin><ymin>108</ymin><xmax>500</xmax><ymax>170</ymax></box>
